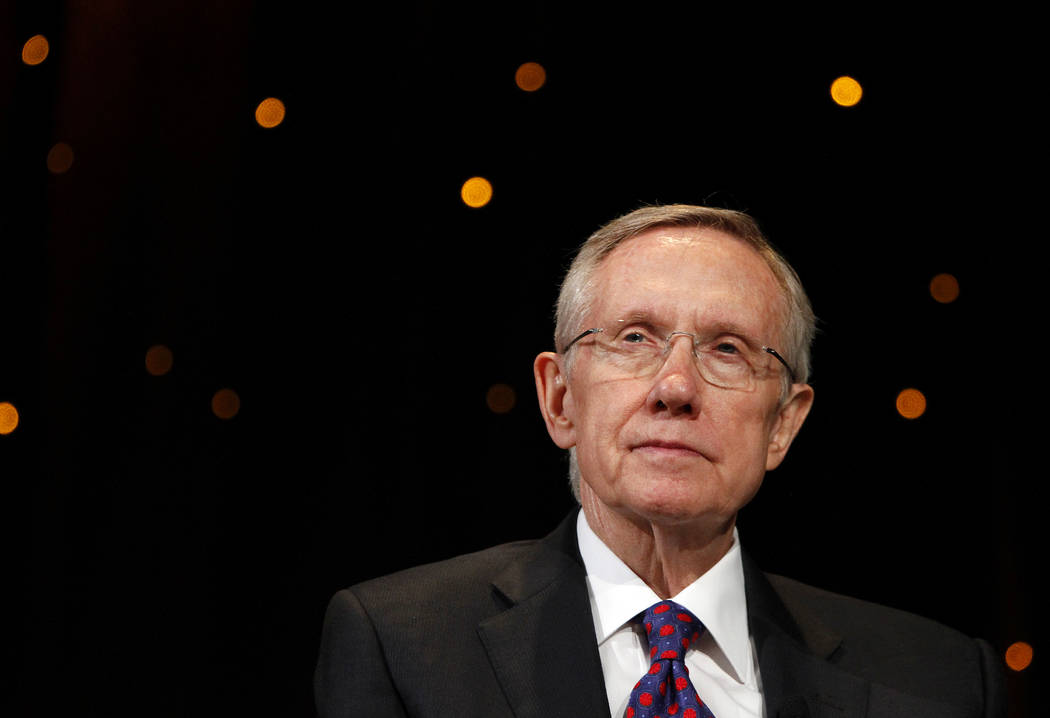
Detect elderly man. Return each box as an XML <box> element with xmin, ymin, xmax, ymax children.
<box><xmin>315</xmin><ymin>205</ymin><xmax>1004</xmax><ymax>717</ymax></box>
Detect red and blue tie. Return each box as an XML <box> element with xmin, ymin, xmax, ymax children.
<box><xmin>624</xmin><ymin>601</ymin><xmax>716</xmax><ymax>718</ymax></box>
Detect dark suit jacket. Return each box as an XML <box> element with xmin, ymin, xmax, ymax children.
<box><xmin>315</xmin><ymin>512</ymin><xmax>1004</xmax><ymax>717</ymax></box>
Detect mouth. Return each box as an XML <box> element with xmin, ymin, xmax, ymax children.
<box><xmin>631</xmin><ymin>440</ymin><xmax>703</xmax><ymax>458</ymax></box>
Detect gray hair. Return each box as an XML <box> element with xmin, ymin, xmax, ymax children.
<box><xmin>554</xmin><ymin>204</ymin><xmax>816</xmax><ymax>502</ymax></box>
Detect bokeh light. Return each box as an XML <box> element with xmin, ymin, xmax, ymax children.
<box><xmin>461</xmin><ymin>176</ymin><xmax>493</xmax><ymax>208</ymax></box>
<box><xmin>929</xmin><ymin>273</ymin><xmax>960</xmax><ymax>304</ymax></box>
<box><xmin>486</xmin><ymin>383</ymin><xmax>517</xmax><ymax>414</ymax></box>
<box><xmin>895</xmin><ymin>388</ymin><xmax>927</xmax><ymax>419</ymax></box>
<box><xmin>145</xmin><ymin>345</ymin><xmax>174</xmax><ymax>376</ymax></box>
<box><xmin>515</xmin><ymin>62</ymin><xmax>547</xmax><ymax>92</ymax></box>
<box><xmin>830</xmin><ymin>76</ymin><xmax>863</xmax><ymax>107</ymax></box>
<box><xmin>211</xmin><ymin>388</ymin><xmax>241</xmax><ymax>420</ymax></box>
<box><xmin>0</xmin><ymin>402</ymin><xmax>19</xmax><ymax>435</ymax></box>
<box><xmin>22</xmin><ymin>34</ymin><xmax>49</xmax><ymax>65</ymax></box>
<box><xmin>1005</xmin><ymin>641</ymin><xmax>1034</xmax><ymax>672</ymax></box>
<box><xmin>47</xmin><ymin>142</ymin><xmax>74</xmax><ymax>174</ymax></box>
<box><xmin>255</xmin><ymin>97</ymin><xmax>286</xmax><ymax>128</ymax></box>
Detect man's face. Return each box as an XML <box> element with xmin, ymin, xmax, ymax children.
<box><xmin>536</xmin><ymin>226</ymin><xmax>812</xmax><ymax>531</ymax></box>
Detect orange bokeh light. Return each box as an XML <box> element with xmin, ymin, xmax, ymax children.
<box><xmin>895</xmin><ymin>388</ymin><xmax>927</xmax><ymax>419</ymax></box>
<box><xmin>255</xmin><ymin>97</ymin><xmax>286</xmax><ymax>128</ymax></box>
<box><xmin>515</xmin><ymin>62</ymin><xmax>547</xmax><ymax>92</ymax></box>
<box><xmin>1005</xmin><ymin>641</ymin><xmax>1033</xmax><ymax>672</ymax></box>
<box><xmin>0</xmin><ymin>402</ymin><xmax>19</xmax><ymax>435</ymax></box>
<box><xmin>486</xmin><ymin>383</ymin><xmax>517</xmax><ymax>414</ymax></box>
<box><xmin>211</xmin><ymin>388</ymin><xmax>241</xmax><ymax>420</ymax></box>
<box><xmin>929</xmin><ymin>273</ymin><xmax>960</xmax><ymax>304</ymax></box>
<box><xmin>145</xmin><ymin>345</ymin><xmax>174</xmax><ymax>376</ymax></box>
<box><xmin>22</xmin><ymin>34</ymin><xmax>49</xmax><ymax>65</ymax></box>
<box><xmin>830</xmin><ymin>76</ymin><xmax>863</xmax><ymax>107</ymax></box>
<box><xmin>47</xmin><ymin>142</ymin><xmax>74</xmax><ymax>174</ymax></box>
<box><xmin>461</xmin><ymin>176</ymin><xmax>493</xmax><ymax>208</ymax></box>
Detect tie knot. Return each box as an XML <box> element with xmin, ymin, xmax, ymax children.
<box><xmin>641</xmin><ymin>600</ymin><xmax>703</xmax><ymax>663</ymax></box>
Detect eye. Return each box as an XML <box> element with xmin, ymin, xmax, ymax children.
<box><xmin>705</xmin><ymin>338</ymin><xmax>751</xmax><ymax>364</ymax></box>
<box><xmin>611</xmin><ymin>327</ymin><xmax>660</xmax><ymax>352</ymax></box>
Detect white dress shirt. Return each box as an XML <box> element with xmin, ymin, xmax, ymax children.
<box><xmin>576</xmin><ymin>511</ymin><xmax>765</xmax><ymax>718</ymax></box>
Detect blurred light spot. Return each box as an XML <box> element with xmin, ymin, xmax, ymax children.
<box><xmin>22</xmin><ymin>35</ymin><xmax>49</xmax><ymax>65</ymax></box>
<box><xmin>145</xmin><ymin>345</ymin><xmax>174</xmax><ymax>376</ymax></box>
<box><xmin>895</xmin><ymin>388</ymin><xmax>926</xmax><ymax>419</ymax></box>
<box><xmin>0</xmin><ymin>402</ymin><xmax>19</xmax><ymax>435</ymax></box>
<box><xmin>461</xmin><ymin>176</ymin><xmax>493</xmax><ymax>208</ymax></box>
<box><xmin>255</xmin><ymin>97</ymin><xmax>286</xmax><ymax>128</ymax></box>
<box><xmin>211</xmin><ymin>388</ymin><xmax>241</xmax><ymax>420</ymax></box>
<box><xmin>830</xmin><ymin>76</ymin><xmax>863</xmax><ymax>107</ymax></box>
<box><xmin>47</xmin><ymin>142</ymin><xmax>74</xmax><ymax>174</ymax></box>
<box><xmin>1005</xmin><ymin>641</ymin><xmax>1033</xmax><ymax>672</ymax></box>
<box><xmin>486</xmin><ymin>383</ymin><xmax>517</xmax><ymax>414</ymax></box>
<box><xmin>515</xmin><ymin>62</ymin><xmax>547</xmax><ymax>92</ymax></box>
<box><xmin>929</xmin><ymin>273</ymin><xmax>960</xmax><ymax>304</ymax></box>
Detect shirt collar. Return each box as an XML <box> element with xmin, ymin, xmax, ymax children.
<box><xmin>576</xmin><ymin>510</ymin><xmax>754</xmax><ymax>684</ymax></box>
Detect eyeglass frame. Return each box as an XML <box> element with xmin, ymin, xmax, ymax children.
<box><xmin>562</xmin><ymin>325</ymin><xmax>798</xmax><ymax>386</ymax></box>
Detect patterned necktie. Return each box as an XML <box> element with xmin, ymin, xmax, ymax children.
<box><xmin>624</xmin><ymin>601</ymin><xmax>716</xmax><ymax>718</ymax></box>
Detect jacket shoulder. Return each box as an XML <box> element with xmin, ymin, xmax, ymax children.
<box><xmin>316</xmin><ymin>541</ymin><xmax>547</xmax><ymax>718</ymax></box>
<box><xmin>767</xmin><ymin>573</ymin><xmax>980</xmax><ymax>653</ymax></box>
<box><xmin>765</xmin><ymin>573</ymin><xmax>1004</xmax><ymax>714</ymax></box>
<box><xmin>341</xmin><ymin>539</ymin><xmax>541</xmax><ymax>628</ymax></box>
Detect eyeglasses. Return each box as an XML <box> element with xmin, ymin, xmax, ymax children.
<box><xmin>563</xmin><ymin>322</ymin><xmax>797</xmax><ymax>391</ymax></box>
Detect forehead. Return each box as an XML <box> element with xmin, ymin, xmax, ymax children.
<box><xmin>589</xmin><ymin>226</ymin><xmax>786</xmax><ymax>340</ymax></box>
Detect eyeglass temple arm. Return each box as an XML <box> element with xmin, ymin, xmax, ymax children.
<box><xmin>763</xmin><ymin>347</ymin><xmax>797</xmax><ymax>383</ymax></box>
<box><xmin>562</xmin><ymin>327</ymin><xmax>603</xmax><ymax>353</ymax></box>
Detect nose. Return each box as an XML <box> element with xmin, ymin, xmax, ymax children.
<box><xmin>646</xmin><ymin>333</ymin><xmax>702</xmax><ymax>417</ymax></box>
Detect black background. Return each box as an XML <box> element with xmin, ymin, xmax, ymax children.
<box><xmin>2</xmin><ymin>2</ymin><xmax>1043</xmax><ymax>716</ymax></box>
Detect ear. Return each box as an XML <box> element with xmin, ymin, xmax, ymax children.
<box><xmin>533</xmin><ymin>351</ymin><xmax>577</xmax><ymax>449</ymax></box>
<box><xmin>765</xmin><ymin>383</ymin><xmax>814</xmax><ymax>471</ymax></box>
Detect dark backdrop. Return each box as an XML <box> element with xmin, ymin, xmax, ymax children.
<box><xmin>2</xmin><ymin>2</ymin><xmax>1042</xmax><ymax>716</ymax></box>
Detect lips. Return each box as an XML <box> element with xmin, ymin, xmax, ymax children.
<box><xmin>631</xmin><ymin>439</ymin><xmax>704</xmax><ymax>457</ymax></box>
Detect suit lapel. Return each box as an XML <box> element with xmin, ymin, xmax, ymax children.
<box><xmin>745</xmin><ymin>554</ymin><xmax>870</xmax><ymax>718</ymax></box>
<box><xmin>477</xmin><ymin>511</ymin><xmax>610</xmax><ymax>718</ymax></box>
<box><xmin>478</xmin><ymin>515</ymin><xmax>875</xmax><ymax>718</ymax></box>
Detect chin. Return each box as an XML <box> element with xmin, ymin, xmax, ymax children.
<box><xmin>625</xmin><ymin>484</ymin><xmax>722</xmax><ymax>525</ymax></box>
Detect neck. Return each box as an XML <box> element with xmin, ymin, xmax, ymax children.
<box><xmin>580</xmin><ymin>485</ymin><xmax>735</xmax><ymax>598</ymax></box>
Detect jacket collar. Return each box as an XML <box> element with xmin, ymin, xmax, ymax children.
<box><xmin>477</xmin><ymin>511</ymin><xmax>874</xmax><ymax>718</ymax></box>
<box><xmin>744</xmin><ymin>552</ymin><xmax>869</xmax><ymax>718</ymax></box>
<box><xmin>478</xmin><ymin>510</ymin><xmax>611</xmax><ymax>718</ymax></box>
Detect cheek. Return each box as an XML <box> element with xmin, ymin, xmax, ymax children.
<box><xmin>572</xmin><ymin>387</ymin><xmax>640</xmax><ymax>468</ymax></box>
<box><xmin>719</xmin><ymin>400</ymin><xmax>779</xmax><ymax>468</ymax></box>
<box><xmin>574</xmin><ymin>379</ymin><xmax>640</xmax><ymax>429</ymax></box>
